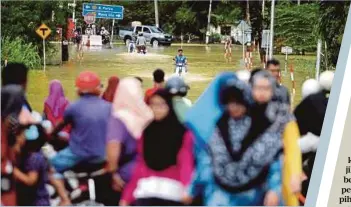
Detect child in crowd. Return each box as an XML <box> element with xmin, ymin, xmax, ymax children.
<box><xmin>14</xmin><ymin>124</ymin><xmax>50</xmax><ymax>206</ymax></box>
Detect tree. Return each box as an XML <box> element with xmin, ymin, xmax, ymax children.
<box><xmin>211</xmin><ymin>2</ymin><xmax>242</xmax><ymax>27</ymax></box>
<box><xmin>1</xmin><ymin>1</ymin><xmax>70</xmax><ymax>57</ymax></box>
<box><xmin>318</xmin><ymin>1</ymin><xmax>349</xmax><ymax>69</ymax></box>
<box><xmin>274</xmin><ymin>2</ymin><xmax>319</xmax><ymax>53</ymax></box>
<box><xmin>175</xmin><ymin>6</ymin><xmax>196</xmax><ymax>33</ymax></box>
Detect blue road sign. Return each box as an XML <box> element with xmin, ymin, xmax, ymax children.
<box><xmin>82</xmin><ymin>3</ymin><xmax>124</xmax><ymax>20</ymax></box>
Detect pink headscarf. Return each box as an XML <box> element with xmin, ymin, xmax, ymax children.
<box><xmin>44</xmin><ymin>80</ymin><xmax>70</xmax><ymax>118</ymax></box>
<box><xmin>111</xmin><ymin>78</ymin><xmax>154</xmax><ymax>139</ymax></box>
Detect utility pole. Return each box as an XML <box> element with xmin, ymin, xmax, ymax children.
<box><xmin>154</xmin><ymin>0</ymin><xmax>159</xmax><ymax>27</ymax></box>
<box><xmin>316</xmin><ymin>39</ymin><xmax>322</xmax><ymax>80</ymax></box>
<box><xmin>72</xmin><ymin>0</ymin><xmax>76</xmax><ymax>29</ymax></box>
<box><xmin>269</xmin><ymin>0</ymin><xmax>275</xmax><ymax>59</ymax></box>
<box><xmin>242</xmin><ymin>23</ymin><xmax>245</xmax><ymax>60</ymax></box>
<box><xmin>111</xmin><ymin>19</ymin><xmax>115</xmax><ymax>46</ymax></box>
<box><xmin>206</xmin><ymin>0</ymin><xmax>212</xmax><ymax>45</ymax></box>
<box><xmin>246</xmin><ymin>0</ymin><xmax>250</xmax><ymax>25</ymax></box>
<box><xmin>262</xmin><ymin>0</ymin><xmax>265</xmax><ymax>19</ymax></box>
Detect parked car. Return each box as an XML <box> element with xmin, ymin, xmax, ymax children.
<box><xmin>119</xmin><ymin>25</ymin><xmax>173</xmax><ymax>47</ymax></box>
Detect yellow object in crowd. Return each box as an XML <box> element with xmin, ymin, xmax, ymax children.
<box><xmin>282</xmin><ymin>121</ymin><xmax>303</xmax><ymax>206</ymax></box>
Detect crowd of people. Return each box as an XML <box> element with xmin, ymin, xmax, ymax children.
<box><xmin>1</xmin><ymin>58</ymin><xmax>333</xmax><ymax>206</ymax></box>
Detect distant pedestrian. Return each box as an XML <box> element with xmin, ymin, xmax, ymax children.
<box><xmin>145</xmin><ymin>69</ymin><xmax>165</xmax><ymax>103</ymax></box>
<box><xmin>43</xmin><ymin>80</ymin><xmax>70</xmax><ymax>140</ymax></box>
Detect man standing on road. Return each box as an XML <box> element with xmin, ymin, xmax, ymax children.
<box><xmin>266</xmin><ymin>58</ymin><xmax>290</xmax><ymax>105</ymax></box>
<box><xmin>174</xmin><ymin>48</ymin><xmax>188</xmax><ymax>74</ymax></box>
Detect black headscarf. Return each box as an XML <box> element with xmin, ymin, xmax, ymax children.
<box><xmin>1</xmin><ymin>84</ymin><xmax>25</xmax><ymax>120</ymax></box>
<box><xmin>217</xmin><ymin>85</ymin><xmax>253</xmax><ymax>160</ymax></box>
<box><xmin>143</xmin><ymin>89</ymin><xmax>186</xmax><ymax>171</ymax></box>
<box><xmin>217</xmin><ymin>71</ymin><xmax>275</xmax><ymax>161</ymax></box>
<box><xmin>211</xmin><ymin>73</ymin><xmax>285</xmax><ymax>192</ymax></box>
<box><xmin>1</xmin><ymin>85</ymin><xmax>26</xmax><ymax>147</ymax></box>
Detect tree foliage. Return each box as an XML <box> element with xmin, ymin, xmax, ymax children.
<box><xmin>211</xmin><ymin>2</ymin><xmax>242</xmax><ymax>27</ymax></box>
<box><xmin>1</xmin><ymin>1</ymin><xmax>70</xmax><ymax>59</ymax></box>
<box><xmin>318</xmin><ymin>1</ymin><xmax>349</xmax><ymax>69</ymax></box>
<box><xmin>274</xmin><ymin>2</ymin><xmax>319</xmax><ymax>52</ymax></box>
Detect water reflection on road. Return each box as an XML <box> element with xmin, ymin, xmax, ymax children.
<box><xmin>27</xmin><ymin>44</ymin><xmax>308</xmax><ymax>111</ymax></box>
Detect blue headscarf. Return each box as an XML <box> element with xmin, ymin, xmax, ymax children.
<box><xmin>184</xmin><ymin>72</ymin><xmax>239</xmax><ymax>144</ymax></box>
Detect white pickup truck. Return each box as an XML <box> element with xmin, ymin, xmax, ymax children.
<box><xmin>119</xmin><ymin>25</ymin><xmax>173</xmax><ymax>47</ymax></box>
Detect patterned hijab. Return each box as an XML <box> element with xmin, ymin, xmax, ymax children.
<box><xmin>209</xmin><ymin>71</ymin><xmax>292</xmax><ymax>192</ymax></box>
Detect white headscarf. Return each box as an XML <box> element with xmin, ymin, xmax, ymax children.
<box><xmin>111</xmin><ymin>78</ymin><xmax>154</xmax><ymax>139</ymax></box>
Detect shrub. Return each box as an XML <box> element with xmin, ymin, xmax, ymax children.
<box><xmin>1</xmin><ymin>37</ymin><xmax>41</xmax><ymax>69</ymax></box>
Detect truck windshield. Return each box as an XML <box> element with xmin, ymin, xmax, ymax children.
<box><xmin>150</xmin><ymin>26</ymin><xmax>163</xmax><ymax>33</ymax></box>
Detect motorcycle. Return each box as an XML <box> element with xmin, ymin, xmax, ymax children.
<box><xmin>43</xmin><ymin>138</ymin><xmax>111</xmax><ymax>206</ymax></box>
<box><xmin>175</xmin><ymin>63</ymin><xmax>187</xmax><ymax>77</ymax></box>
<box><xmin>136</xmin><ymin>45</ymin><xmax>147</xmax><ymax>54</ymax></box>
<box><xmin>102</xmin><ymin>34</ymin><xmax>110</xmax><ymax>45</ymax></box>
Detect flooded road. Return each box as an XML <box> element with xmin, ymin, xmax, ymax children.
<box><xmin>27</xmin><ymin>44</ymin><xmax>314</xmax><ymax>111</ymax></box>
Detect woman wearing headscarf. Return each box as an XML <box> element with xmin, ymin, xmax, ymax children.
<box><xmin>43</xmin><ymin>80</ymin><xmax>70</xmax><ymax>140</ymax></box>
<box><xmin>1</xmin><ymin>85</ymin><xmax>40</xmax><ymax>206</ymax></box>
<box><xmin>250</xmin><ymin>70</ymin><xmax>303</xmax><ymax>206</ymax></box>
<box><xmin>184</xmin><ymin>72</ymin><xmax>284</xmax><ymax>206</ymax></box>
<box><xmin>119</xmin><ymin>89</ymin><xmax>194</xmax><ymax>206</ymax></box>
<box><xmin>1</xmin><ymin>85</ymin><xmax>26</xmax><ymax>206</ymax></box>
<box><xmin>102</xmin><ymin>76</ymin><xmax>120</xmax><ymax>102</ymax></box>
<box><xmin>105</xmin><ymin>78</ymin><xmax>153</xmax><ymax>205</ymax></box>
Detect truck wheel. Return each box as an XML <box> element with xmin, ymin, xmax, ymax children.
<box><xmin>151</xmin><ymin>39</ymin><xmax>159</xmax><ymax>47</ymax></box>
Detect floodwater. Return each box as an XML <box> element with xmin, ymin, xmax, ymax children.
<box><xmin>27</xmin><ymin>44</ymin><xmax>313</xmax><ymax>111</ymax></box>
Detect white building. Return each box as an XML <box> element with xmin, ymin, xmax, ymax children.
<box><xmin>209</xmin><ymin>20</ymin><xmax>251</xmax><ymax>44</ymax></box>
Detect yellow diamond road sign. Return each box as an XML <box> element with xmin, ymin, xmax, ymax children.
<box><xmin>36</xmin><ymin>23</ymin><xmax>51</xmax><ymax>40</ymax></box>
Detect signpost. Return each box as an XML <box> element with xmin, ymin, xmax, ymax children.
<box><xmin>237</xmin><ymin>20</ymin><xmax>251</xmax><ymax>61</ymax></box>
<box><xmin>83</xmin><ymin>3</ymin><xmax>124</xmax><ymax>47</ymax></box>
<box><xmin>36</xmin><ymin>23</ymin><xmax>51</xmax><ymax>72</ymax></box>
<box><xmin>281</xmin><ymin>46</ymin><xmax>293</xmax><ymax>73</ymax></box>
<box><xmin>269</xmin><ymin>0</ymin><xmax>275</xmax><ymax>59</ymax></box>
<box><xmin>82</xmin><ymin>3</ymin><xmax>124</xmax><ymax>19</ymax></box>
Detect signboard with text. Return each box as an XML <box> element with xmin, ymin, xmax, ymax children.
<box><xmin>281</xmin><ymin>46</ymin><xmax>293</xmax><ymax>54</ymax></box>
<box><xmin>236</xmin><ymin>20</ymin><xmax>252</xmax><ymax>45</ymax></box>
<box><xmin>82</xmin><ymin>3</ymin><xmax>124</xmax><ymax>19</ymax></box>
